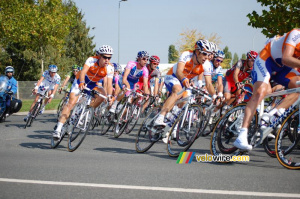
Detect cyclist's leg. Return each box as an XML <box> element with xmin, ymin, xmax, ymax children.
<box><xmin>54</xmin><ymin>80</ymin><xmax>80</xmax><ymax>137</ymax></box>
<box><xmin>235</xmin><ymin>54</ymin><xmax>272</xmax><ymax>150</ymax></box>
<box><xmin>154</xmin><ymin>75</ymin><xmax>183</xmax><ymax>126</ymax></box>
<box><xmin>90</xmin><ymin>86</ymin><xmax>106</xmax><ymax>108</ymax></box>
<box><xmin>272</xmin><ymin>70</ymin><xmax>300</xmax><ymax>111</ymax></box>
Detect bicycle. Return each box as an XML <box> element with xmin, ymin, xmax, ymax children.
<box><xmin>165</xmin><ymin>87</ymin><xmax>213</xmax><ymax>157</ymax></box>
<box><xmin>113</xmin><ymin>89</ymin><xmax>147</xmax><ymax>138</ymax></box>
<box><xmin>201</xmin><ymin>82</ymin><xmax>253</xmax><ymax>137</ymax></box>
<box><xmin>210</xmin><ymin>82</ymin><xmax>300</xmax><ymax>162</ymax></box>
<box><xmin>24</xmin><ymin>92</ymin><xmax>49</xmax><ymax>129</ymax></box>
<box><xmin>51</xmin><ymin>87</ymin><xmax>107</xmax><ymax>152</ymax></box>
<box><xmin>135</xmin><ymin>87</ymin><xmax>211</xmax><ymax>154</ymax></box>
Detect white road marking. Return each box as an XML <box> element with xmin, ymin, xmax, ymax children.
<box><xmin>0</xmin><ymin>178</ymin><xmax>299</xmax><ymax>198</ymax></box>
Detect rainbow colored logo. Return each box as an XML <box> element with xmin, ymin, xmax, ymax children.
<box><xmin>176</xmin><ymin>152</ymin><xmax>195</xmax><ymax>164</ymax></box>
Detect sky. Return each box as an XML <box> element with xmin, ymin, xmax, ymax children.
<box><xmin>72</xmin><ymin>0</ymin><xmax>269</xmax><ymax>65</ymax></box>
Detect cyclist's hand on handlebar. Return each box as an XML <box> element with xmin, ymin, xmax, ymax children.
<box><xmin>79</xmin><ymin>82</ymin><xmax>86</xmax><ymax>90</ymax></box>
<box><xmin>181</xmin><ymin>78</ymin><xmax>190</xmax><ymax>88</ymax></box>
<box><xmin>235</xmin><ymin>82</ymin><xmax>242</xmax><ymax>89</ymax></box>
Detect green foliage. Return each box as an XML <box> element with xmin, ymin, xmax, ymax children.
<box><xmin>222</xmin><ymin>46</ymin><xmax>232</xmax><ymax>69</ymax></box>
<box><xmin>247</xmin><ymin>0</ymin><xmax>300</xmax><ymax>37</ymax></box>
<box><xmin>168</xmin><ymin>45</ymin><xmax>179</xmax><ymax>63</ymax></box>
<box><xmin>241</xmin><ymin>53</ymin><xmax>246</xmax><ymax>60</ymax></box>
<box><xmin>0</xmin><ymin>0</ymin><xmax>95</xmax><ymax>80</ymax></box>
<box><xmin>232</xmin><ymin>53</ymin><xmax>239</xmax><ymax>65</ymax></box>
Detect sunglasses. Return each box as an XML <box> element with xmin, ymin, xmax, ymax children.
<box><xmin>102</xmin><ymin>55</ymin><xmax>112</xmax><ymax>60</ymax></box>
<box><xmin>199</xmin><ymin>51</ymin><xmax>211</xmax><ymax>56</ymax></box>
<box><xmin>73</xmin><ymin>70</ymin><xmax>79</xmax><ymax>72</ymax></box>
<box><xmin>216</xmin><ymin>59</ymin><xmax>223</xmax><ymax>63</ymax></box>
<box><xmin>142</xmin><ymin>58</ymin><xmax>149</xmax><ymax>61</ymax></box>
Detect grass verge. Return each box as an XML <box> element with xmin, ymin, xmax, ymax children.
<box><xmin>20</xmin><ymin>99</ymin><xmax>61</xmax><ymax>112</ymax></box>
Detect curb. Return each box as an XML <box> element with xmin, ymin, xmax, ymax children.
<box><xmin>14</xmin><ymin>110</ymin><xmax>57</xmax><ymax>116</ymax></box>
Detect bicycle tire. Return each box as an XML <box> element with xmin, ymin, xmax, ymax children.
<box><xmin>68</xmin><ymin>106</ymin><xmax>94</xmax><ymax>152</ymax></box>
<box><xmin>113</xmin><ymin>102</ymin><xmax>129</xmax><ymax>138</ymax></box>
<box><xmin>166</xmin><ymin>104</ymin><xmax>203</xmax><ymax>157</ymax></box>
<box><xmin>51</xmin><ymin>124</ymin><xmax>67</xmax><ymax>149</ymax></box>
<box><xmin>262</xmin><ymin>130</ymin><xmax>277</xmax><ymax>158</ymax></box>
<box><xmin>210</xmin><ymin>103</ymin><xmax>258</xmax><ymax>161</ymax></box>
<box><xmin>276</xmin><ymin>108</ymin><xmax>300</xmax><ymax>169</ymax></box>
<box><xmin>135</xmin><ymin>107</ymin><xmax>161</xmax><ymax>153</ymax></box>
<box><xmin>57</xmin><ymin>96</ymin><xmax>67</xmax><ymax>118</ymax></box>
<box><xmin>125</xmin><ymin>105</ymin><xmax>141</xmax><ymax>134</ymax></box>
<box><xmin>24</xmin><ymin>102</ymin><xmax>40</xmax><ymax>129</ymax></box>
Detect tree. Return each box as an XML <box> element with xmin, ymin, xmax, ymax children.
<box><xmin>222</xmin><ymin>46</ymin><xmax>232</xmax><ymax>69</ymax></box>
<box><xmin>168</xmin><ymin>45</ymin><xmax>179</xmax><ymax>63</ymax></box>
<box><xmin>0</xmin><ymin>0</ymin><xmax>95</xmax><ymax>80</ymax></box>
<box><xmin>241</xmin><ymin>53</ymin><xmax>246</xmax><ymax>60</ymax></box>
<box><xmin>247</xmin><ymin>0</ymin><xmax>300</xmax><ymax>37</ymax></box>
<box><xmin>176</xmin><ymin>28</ymin><xmax>222</xmax><ymax>53</ymax></box>
<box><xmin>232</xmin><ymin>53</ymin><xmax>239</xmax><ymax>65</ymax></box>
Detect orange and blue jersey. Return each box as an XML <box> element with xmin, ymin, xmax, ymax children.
<box><xmin>252</xmin><ymin>29</ymin><xmax>300</xmax><ymax>87</ymax></box>
<box><xmin>166</xmin><ymin>51</ymin><xmax>204</xmax><ymax>80</ymax></box>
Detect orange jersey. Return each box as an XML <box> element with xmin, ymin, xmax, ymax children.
<box><xmin>260</xmin><ymin>29</ymin><xmax>300</xmax><ymax>65</ymax></box>
<box><xmin>76</xmin><ymin>56</ymin><xmax>113</xmax><ymax>82</ymax></box>
<box><xmin>167</xmin><ymin>51</ymin><xmax>204</xmax><ymax>79</ymax></box>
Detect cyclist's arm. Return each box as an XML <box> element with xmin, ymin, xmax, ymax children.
<box><xmin>282</xmin><ymin>45</ymin><xmax>300</xmax><ymax>68</ymax></box>
<box><xmin>36</xmin><ymin>76</ymin><xmax>44</xmax><ymax>88</ymax></box>
<box><xmin>153</xmin><ymin>78</ymin><xmax>159</xmax><ymax>96</ymax></box>
<box><xmin>217</xmin><ymin>75</ymin><xmax>223</xmax><ymax>93</ymax></box>
<box><xmin>52</xmin><ymin>84</ymin><xmax>59</xmax><ymax>96</ymax></box>
<box><xmin>122</xmin><ymin>68</ymin><xmax>131</xmax><ymax>89</ymax></box>
<box><xmin>105</xmin><ymin>76</ymin><xmax>113</xmax><ymax>96</ymax></box>
<box><xmin>143</xmin><ymin>77</ymin><xmax>149</xmax><ymax>94</ymax></box>
<box><xmin>60</xmin><ymin>76</ymin><xmax>70</xmax><ymax>89</ymax></box>
<box><xmin>233</xmin><ymin>67</ymin><xmax>240</xmax><ymax>85</ymax></box>
<box><xmin>204</xmin><ymin>75</ymin><xmax>216</xmax><ymax>96</ymax></box>
<box><xmin>79</xmin><ymin>64</ymin><xmax>89</xmax><ymax>84</ymax></box>
<box><xmin>175</xmin><ymin>62</ymin><xmax>186</xmax><ymax>82</ymax></box>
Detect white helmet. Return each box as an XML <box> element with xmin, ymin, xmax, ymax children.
<box><xmin>209</xmin><ymin>42</ymin><xmax>218</xmax><ymax>54</ymax></box>
<box><xmin>97</xmin><ymin>45</ymin><xmax>113</xmax><ymax>55</ymax></box>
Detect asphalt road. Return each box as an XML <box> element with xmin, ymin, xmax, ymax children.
<box><xmin>0</xmin><ymin>112</ymin><xmax>299</xmax><ymax>199</ymax></box>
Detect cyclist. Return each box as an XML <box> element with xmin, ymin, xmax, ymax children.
<box><xmin>154</xmin><ymin>39</ymin><xmax>212</xmax><ymax>127</ymax></box>
<box><xmin>24</xmin><ymin>65</ymin><xmax>61</xmax><ymax>121</ymax></box>
<box><xmin>59</xmin><ymin>65</ymin><xmax>80</xmax><ymax>95</ymax></box>
<box><xmin>53</xmin><ymin>45</ymin><xmax>114</xmax><ymax>140</ymax></box>
<box><xmin>109</xmin><ymin>51</ymin><xmax>149</xmax><ymax>113</ymax></box>
<box><xmin>222</xmin><ymin>50</ymin><xmax>258</xmax><ymax>114</ymax></box>
<box><xmin>202</xmin><ymin>49</ymin><xmax>225</xmax><ymax>118</ymax></box>
<box><xmin>137</xmin><ymin>55</ymin><xmax>161</xmax><ymax>96</ymax></box>
<box><xmin>235</xmin><ymin>28</ymin><xmax>300</xmax><ymax>150</ymax></box>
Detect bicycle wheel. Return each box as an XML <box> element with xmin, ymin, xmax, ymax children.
<box><xmin>99</xmin><ymin>111</ymin><xmax>114</xmax><ymax>135</ymax></box>
<box><xmin>210</xmin><ymin>103</ymin><xmax>258</xmax><ymax>160</ymax></box>
<box><xmin>135</xmin><ymin>107</ymin><xmax>162</xmax><ymax>153</ymax></box>
<box><xmin>68</xmin><ymin>106</ymin><xmax>94</xmax><ymax>152</ymax></box>
<box><xmin>276</xmin><ymin>108</ymin><xmax>300</xmax><ymax>169</ymax></box>
<box><xmin>262</xmin><ymin>129</ymin><xmax>277</xmax><ymax>158</ymax></box>
<box><xmin>125</xmin><ymin>105</ymin><xmax>141</xmax><ymax>134</ymax></box>
<box><xmin>24</xmin><ymin>102</ymin><xmax>40</xmax><ymax>129</ymax></box>
<box><xmin>51</xmin><ymin>123</ymin><xmax>67</xmax><ymax>149</ymax></box>
<box><xmin>57</xmin><ymin>96</ymin><xmax>67</xmax><ymax>118</ymax></box>
<box><xmin>166</xmin><ymin>104</ymin><xmax>203</xmax><ymax>157</ymax></box>
<box><xmin>113</xmin><ymin>102</ymin><xmax>129</xmax><ymax>138</ymax></box>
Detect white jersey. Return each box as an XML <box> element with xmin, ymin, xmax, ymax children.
<box><xmin>203</xmin><ymin>60</ymin><xmax>223</xmax><ymax>84</ymax></box>
<box><xmin>106</xmin><ymin>64</ymin><xmax>114</xmax><ymax>79</ymax></box>
<box><xmin>42</xmin><ymin>70</ymin><xmax>61</xmax><ymax>86</ymax></box>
